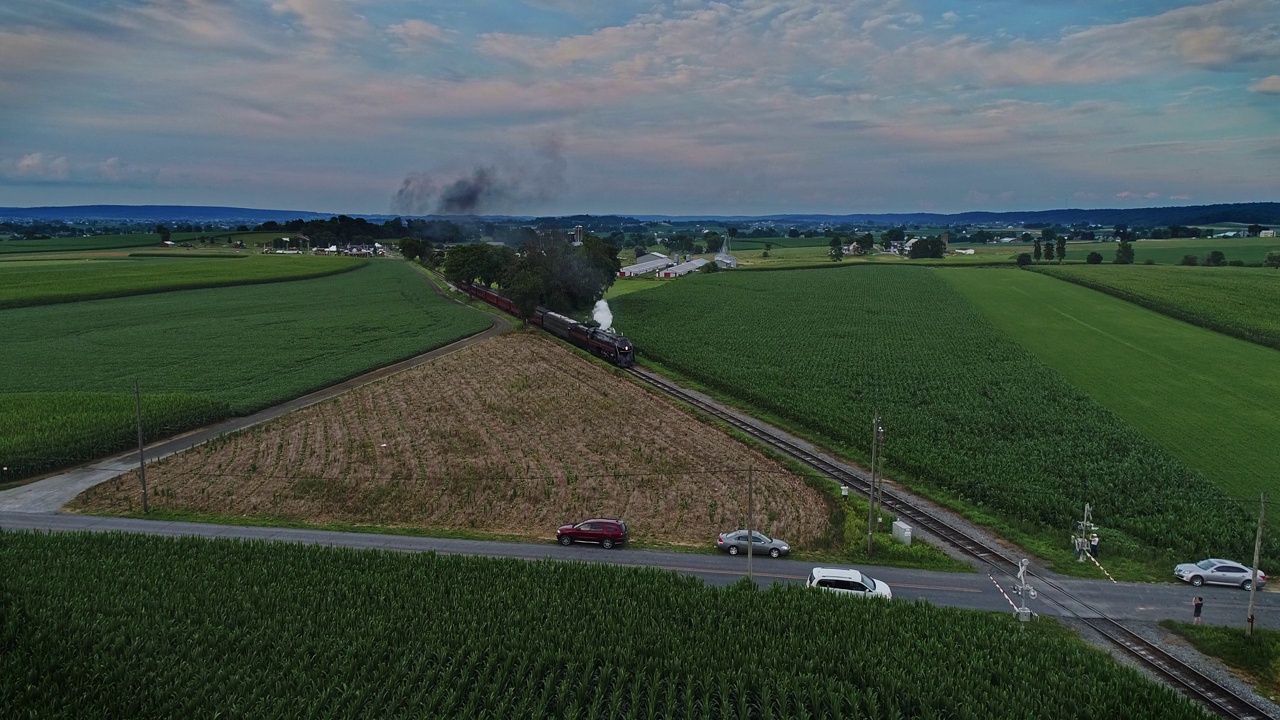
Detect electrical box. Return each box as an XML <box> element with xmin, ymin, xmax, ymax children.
<box><xmin>892</xmin><ymin>520</ymin><xmax>912</xmax><ymax>546</ymax></box>
<box><xmin>841</xmin><ymin>485</ymin><xmax>849</xmax><ymax>497</ymax></box>
<box><xmin>1016</xmin><ymin>608</ymin><xmax>1033</xmax><ymax>622</ymax></box>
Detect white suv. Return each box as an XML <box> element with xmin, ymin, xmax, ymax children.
<box><xmin>807</xmin><ymin>567</ymin><xmax>892</xmax><ymax>599</ymax></box>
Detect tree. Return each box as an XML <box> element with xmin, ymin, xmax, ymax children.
<box><xmin>504</xmin><ymin>267</ymin><xmax>544</xmax><ymax>321</ymax></box>
<box><xmin>156</xmin><ymin>224</ymin><xmax>171</xmax><ymax>244</ymax></box>
<box><xmin>907</xmin><ymin>237</ymin><xmax>945</xmax><ymax>259</ymax></box>
<box><xmin>1248</xmin><ymin>224</ymin><xmax>1265</xmax><ymax>237</ymax></box>
<box><xmin>1020</xmin><ymin>232</ymin><xmax>1034</xmax><ymax>243</ymax></box>
<box><xmin>761</xmin><ymin>241</ymin><xmax>772</xmax><ymax>258</ymax></box>
<box><xmin>787</xmin><ymin>228</ymin><xmax>800</xmax><ymax>238</ymax></box>
<box><xmin>1055</xmin><ymin>237</ymin><xmax>1067</xmax><ymax>263</ymax></box>
<box><xmin>856</xmin><ymin>233</ymin><xmax>875</xmax><ymax>254</ymax></box>
<box><xmin>1033</xmin><ymin>238</ymin><xmax>1042</xmax><ymax>262</ymax></box>
<box><xmin>1086</xmin><ymin>251</ymin><xmax>1103</xmax><ymax>264</ymax></box>
<box><xmin>884</xmin><ymin>228</ymin><xmax>905</xmax><ymax>250</ymax></box>
<box><xmin>1114</xmin><ymin>240</ymin><xmax>1135</xmax><ymax>264</ymax></box>
<box><xmin>828</xmin><ymin>237</ymin><xmax>845</xmax><ymax>262</ymax></box>
<box><xmin>1041</xmin><ymin>228</ymin><xmax>1057</xmax><ymax>244</ymax></box>
<box><xmin>704</xmin><ymin>232</ymin><xmax>724</xmax><ymax>253</ymax></box>
<box><xmin>1016</xmin><ymin>252</ymin><xmax>1032</xmax><ymax>267</ymax></box>
<box><xmin>1204</xmin><ymin>250</ymin><xmax>1226</xmax><ymax>267</ymax></box>
<box><xmin>1179</xmin><ymin>254</ymin><xmax>1198</xmax><ymax>266</ymax></box>
<box><xmin>1266</xmin><ymin>250</ymin><xmax>1280</xmax><ymax>269</ymax></box>
<box><xmin>700</xmin><ymin>259</ymin><xmax>720</xmax><ymax>273</ymax></box>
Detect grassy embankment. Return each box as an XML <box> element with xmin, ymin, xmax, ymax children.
<box><xmin>0</xmin><ymin>530</ymin><xmax>1209</xmax><ymax>719</ymax></box>
<box><xmin>1161</xmin><ymin>620</ymin><xmax>1280</xmax><ymax>701</ymax></box>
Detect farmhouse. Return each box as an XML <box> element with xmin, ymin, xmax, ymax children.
<box><xmin>1261</xmin><ymin>230</ymin><xmax>1276</xmax><ymax>238</ymax></box>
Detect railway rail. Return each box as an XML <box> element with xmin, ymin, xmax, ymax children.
<box><xmin>626</xmin><ymin>365</ymin><xmax>1276</xmax><ymax>720</ymax></box>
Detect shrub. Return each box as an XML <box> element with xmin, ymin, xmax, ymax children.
<box><xmin>1086</xmin><ymin>252</ymin><xmax>1103</xmax><ymax>265</ymax></box>
<box><xmin>1179</xmin><ymin>255</ymin><xmax>1198</xmax><ymax>266</ymax></box>
<box><xmin>1016</xmin><ymin>252</ymin><xmax>1032</xmax><ymax>267</ymax></box>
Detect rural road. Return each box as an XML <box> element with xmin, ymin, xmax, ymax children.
<box><xmin>4</xmin><ymin>511</ymin><xmax>1278</xmax><ymax>629</ymax></box>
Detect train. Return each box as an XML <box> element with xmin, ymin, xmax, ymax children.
<box><xmin>457</xmin><ymin>281</ymin><xmax>636</xmax><ymax>367</ymax></box>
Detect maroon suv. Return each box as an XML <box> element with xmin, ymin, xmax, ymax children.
<box><xmin>557</xmin><ymin>518</ymin><xmax>629</xmax><ymax>549</ymax></box>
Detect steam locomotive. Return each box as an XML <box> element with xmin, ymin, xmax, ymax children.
<box><xmin>457</xmin><ymin>281</ymin><xmax>635</xmax><ymax>367</ymax></box>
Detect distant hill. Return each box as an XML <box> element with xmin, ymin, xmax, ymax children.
<box><xmin>1</xmin><ymin>202</ymin><xmax>1276</xmax><ymax>227</ymax></box>
<box><xmin>0</xmin><ymin>205</ymin><xmax>334</xmax><ymax>222</ymax></box>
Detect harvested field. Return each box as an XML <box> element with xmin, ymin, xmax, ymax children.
<box><xmin>72</xmin><ymin>333</ymin><xmax>825</xmax><ymax>547</ymax></box>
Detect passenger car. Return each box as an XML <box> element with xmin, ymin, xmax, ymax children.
<box><xmin>806</xmin><ymin>567</ymin><xmax>892</xmax><ymax>599</ymax></box>
<box><xmin>1174</xmin><ymin>559</ymin><xmax>1267</xmax><ymax>590</ymax></box>
<box><xmin>556</xmin><ymin>519</ymin><xmax>628</xmax><ymax>549</ymax></box>
<box><xmin>716</xmin><ymin>530</ymin><xmax>790</xmax><ymax>558</ymax></box>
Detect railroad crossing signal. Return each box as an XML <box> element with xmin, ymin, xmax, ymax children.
<box><xmin>1013</xmin><ymin>559</ymin><xmax>1036</xmax><ymax>621</ymax></box>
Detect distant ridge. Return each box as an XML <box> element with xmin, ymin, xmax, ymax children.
<box><xmin>1</xmin><ymin>202</ymin><xmax>1276</xmax><ymax>226</ymax></box>
<box><xmin>0</xmin><ymin>205</ymin><xmax>334</xmax><ymax>222</ymax></box>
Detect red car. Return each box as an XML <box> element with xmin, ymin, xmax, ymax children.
<box><xmin>557</xmin><ymin>519</ymin><xmax>629</xmax><ymax>549</ymax></box>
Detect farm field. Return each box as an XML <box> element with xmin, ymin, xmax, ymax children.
<box><xmin>71</xmin><ymin>333</ymin><xmax>827</xmax><ymax>549</ymax></box>
<box><xmin>0</xmin><ymin>254</ymin><xmax>365</xmax><ymax>309</ymax></box>
<box><xmin>0</xmin><ymin>261</ymin><xmax>491</xmax><ymax>482</ymax></box>
<box><xmin>1030</xmin><ymin>264</ymin><xmax>1280</xmax><ymax>350</ymax></box>
<box><xmin>942</xmin><ymin>268</ymin><xmax>1280</xmax><ymax>508</ymax></box>
<box><xmin>0</xmin><ymin>531</ymin><xmax>1208</xmax><ymax>720</ymax></box>
<box><xmin>0</xmin><ymin>232</ymin><xmax>198</xmax><ymax>254</ymax></box>
<box><xmin>610</xmin><ymin>266</ymin><xmax>1269</xmax><ymax>579</ymax></box>
<box><xmin>1062</xmin><ymin>237</ymin><xmax>1280</xmax><ymax>264</ymax></box>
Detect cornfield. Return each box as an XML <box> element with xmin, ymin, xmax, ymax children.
<box><xmin>0</xmin><ymin>530</ymin><xmax>1207</xmax><ymax>719</ymax></box>
<box><xmin>612</xmin><ymin>266</ymin><xmax>1271</xmax><ymax>570</ymax></box>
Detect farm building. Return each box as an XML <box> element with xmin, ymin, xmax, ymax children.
<box><xmin>659</xmin><ymin>258</ymin><xmax>709</xmax><ymax>278</ymax></box>
<box><xmin>619</xmin><ymin>252</ymin><xmax>674</xmax><ymax>277</ymax></box>
<box><xmin>714</xmin><ymin>253</ymin><xmax>738</xmax><ymax>269</ymax></box>
<box><xmin>1261</xmin><ymin>230</ymin><xmax>1276</xmax><ymax>237</ymax></box>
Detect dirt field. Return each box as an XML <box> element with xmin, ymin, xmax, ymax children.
<box><xmin>72</xmin><ymin>332</ymin><xmax>830</xmax><ymax>547</ymax></box>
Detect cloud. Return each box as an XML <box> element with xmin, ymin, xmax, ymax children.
<box><xmin>1170</xmin><ymin>194</ymin><xmax>1192</xmax><ymax>200</ymax></box>
<box><xmin>1250</xmin><ymin>75</ymin><xmax>1280</xmax><ymax>94</ymax></box>
<box><xmin>269</xmin><ymin>0</ymin><xmax>370</xmax><ymax>43</ymax></box>
<box><xmin>387</xmin><ymin>19</ymin><xmax>453</xmax><ymax>51</ymax></box>
<box><xmin>11</xmin><ymin>153</ymin><xmax>70</xmax><ymax>180</ymax></box>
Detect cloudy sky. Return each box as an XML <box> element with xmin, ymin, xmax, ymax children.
<box><xmin>2</xmin><ymin>0</ymin><xmax>1278</xmax><ymax>215</ymax></box>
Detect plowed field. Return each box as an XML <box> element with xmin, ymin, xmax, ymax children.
<box><xmin>72</xmin><ymin>333</ymin><xmax>826</xmax><ymax>547</ymax></box>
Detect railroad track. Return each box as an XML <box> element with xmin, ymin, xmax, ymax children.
<box><xmin>626</xmin><ymin>365</ymin><xmax>1276</xmax><ymax>720</ymax></box>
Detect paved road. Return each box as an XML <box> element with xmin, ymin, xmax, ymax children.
<box><xmin>5</xmin><ymin>511</ymin><xmax>1277</xmax><ymax>628</ymax></box>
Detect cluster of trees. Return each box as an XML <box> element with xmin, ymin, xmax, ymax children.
<box><xmin>439</xmin><ymin>234</ymin><xmax>621</xmax><ymax>318</ymax></box>
<box><xmin>1019</xmin><ymin>240</ymin><xmax>1134</xmax><ymax>267</ymax></box>
<box><xmin>1029</xmin><ymin>236</ymin><xmax>1069</xmax><ymax>262</ymax></box>
<box><xmin>254</xmin><ymin>216</ymin><xmax>472</xmax><ymax>248</ymax></box>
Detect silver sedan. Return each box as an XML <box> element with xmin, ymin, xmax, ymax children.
<box><xmin>1174</xmin><ymin>558</ymin><xmax>1267</xmax><ymax>590</ymax></box>
<box><xmin>716</xmin><ymin>530</ymin><xmax>790</xmax><ymax>558</ymax></box>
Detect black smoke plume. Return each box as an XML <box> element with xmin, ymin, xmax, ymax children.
<box><xmin>392</xmin><ymin>138</ymin><xmax>567</xmax><ymax>216</ymax></box>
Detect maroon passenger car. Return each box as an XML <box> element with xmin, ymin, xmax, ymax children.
<box><xmin>557</xmin><ymin>518</ymin><xmax>629</xmax><ymax>549</ymax></box>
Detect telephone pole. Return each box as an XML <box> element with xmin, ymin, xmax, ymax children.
<box><xmin>1248</xmin><ymin>492</ymin><xmax>1265</xmax><ymax>637</ymax></box>
<box><xmin>134</xmin><ymin>378</ymin><xmax>149</xmax><ymax>514</ymax></box>
<box><xmin>866</xmin><ymin>409</ymin><xmax>883</xmax><ymax>556</ymax></box>
<box><xmin>746</xmin><ymin>465</ymin><xmax>754</xmax><ymax>583</ymax></box>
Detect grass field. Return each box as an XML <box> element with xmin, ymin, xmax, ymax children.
<box><xmin>1062</xmin><ymin>237</ymin><xmax>1280</xmax><ymax>264</ymax></box>
<box><xmin>0</xmin><ymin>261</ymin><xmax>491</xmax><ymax>481</ymax></box>
<box><xmin>0</xmin><ymin>255</ymin><xmax>365</xmax><ymax>309</ymax></box>
<box><xmin>942</xmin><ymin>267</ymin><xmax>1280</xmax><ymax>510</ymax></box>
<box><xmin>0</xmin><ymin>530</ymin><xmax>1207</xmax><ymax>719</ymax></box>
<box><xmin>611</xmin><ymin>266</ymin><xmax>1268</xmax><ymax>579</ymax></box>
<box><xmin>0</xmin><ymin>232</ymin><xmax>196</xmax><ymax>254</ymax></box>
<box><xmin>1030</xmin><ymin>264</ymin><xmax>1280</xmax><ymax>350</ymax></box>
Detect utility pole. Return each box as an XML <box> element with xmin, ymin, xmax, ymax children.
<box><xmin>866</xmin><ymin>408</ymin><xmax>882</xmax><ymax>557</ymax></box>
<box><xmin>1248</xmin><ymin>492</ymin><xmax>1265</xmax><ymax>637</ymax></box>
<box><xmin>134</xmin><ymin>378</ymin><xmax>149</xmax><ymax>514</ymax></box>
<box><xmin>746</xmin><ymin>465</ymin><xmax>754</xmax><ymax>583</ymax></box>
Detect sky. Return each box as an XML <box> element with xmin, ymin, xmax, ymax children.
<box><xmin>1</xmin><ymin>0</ymin><xmax>1278</xmax><ymax>216</ymax></box>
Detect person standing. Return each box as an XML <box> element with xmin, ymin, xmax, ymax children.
<box><xmin>1193</xmin><ymin>596</ymin><xmax>1203</xmax><ymax>625</ymax></box>
<box><xmin>1089</xmin><ymin>534</ymin><xmax>1099</xmax><ymax>559</ymax></box>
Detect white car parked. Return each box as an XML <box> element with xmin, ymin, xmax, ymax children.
<box><xmin>806</xmin><ymin>567</ymin><xmax>892</xmax><ymax>600</ymax></box>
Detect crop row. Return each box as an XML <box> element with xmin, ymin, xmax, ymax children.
<box><xmin>0</xmin><ymin>255</ymin><xmax>366</xmax><ymax>309</ymax></box>
<box><xmin>611</xmin><ymin>266</ymin><xmax>1271</xmax><ymax>569</ymax></box>
<box><xmin>0</xmin><ymin>392</ymin><xmax>230</xmax><ymax>481</ymax></box>
<box><xmin>0</xmin><ymin>530</ymin><xmax>1206</xmax><ymax>719</ymax></box>
<box><xmin>1032</xmin><ymin>264</ymin><xmax>1280</xmax><ymax>351</ymax></box>
<box><xmin>0</xmin><ymin>261</ymin><xmax>492</xmax><ymax>481</ymax></box>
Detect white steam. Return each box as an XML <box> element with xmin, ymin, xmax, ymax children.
<box><xmin>592</xmin><ymin>299</ymin><xmax>614</xmax><ymax>332</ymax></box>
